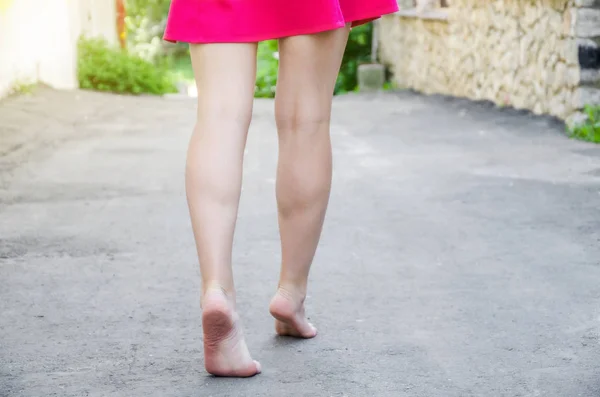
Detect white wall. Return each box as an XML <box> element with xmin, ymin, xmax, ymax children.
<box><xmin>0</xmin><ymin>0</ymin><xmax>117</xmax><ymax>98</ymax></box>
<box><xmin>79</xmin><ymin>0</ymin><xmax>119</xmax><ymax>44</ymax></box>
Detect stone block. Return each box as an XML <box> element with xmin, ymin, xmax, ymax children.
<box><xmin>562</xmin><ymin>39</ymin><xmax>580</xmax><ymax>65</ymax></box>
<box><xmin>581</xmin><ymin>69</ymin><xmax>600</xmax><ymax>84</ymax></box>
<box><xmin>534</xmin><ymin>80</ymin><xmax>547</xmax><ymax>98</ymax></box>
<box><xmin>575</xmin><ymin>0</ymin><xmax>600</xmax><ymax>8</ymax></box>
<box><xmin>553</xmin><ymin>62</ymin><xmax>568</xmax><ymax>90</ymax></box>
<box><xmin>574</xmin><ymin>86</ymin><xmax>600</xmax><ymax>107</ymax></box>
<box><xmin>565</xmin><ymin>8</ymin><xmax>575</xmax><ymax>36</ymax></box>
<box><xmin>549</xmin><ymin>0</ymin><xmax>572</xmax><ymax>12</ymax></box>
<box><xmin>520</xmin><ymin>35</ymin><xmax>533</xmax><ymax>65</ymax></box>
<box><xmin>568</xmin><ymin>64</ymin><xmax>582</xmax><ymax>86</ymax></box>
<box><xmin>575</xmin><ymin>8</ymin><xmax>600</xmax><ymax>37</ymax></box>
<box><xmin>533</xmin><ymin>102</ymin><xmax>545</xmax><ymax>114</ymax></box>
<box><xmin>520</xmin><ymin>6</ymin><xmax>538</xmax><ymax>30</ymax></box>
<box><xmin>549</xmin><ymin>97</ymin><xmax>567</xmax><ymax>118</ymax></box>
<box><xmin>547</xmin><ymin>9</ymin><xmax>564</xmax><ymax>33</ymax></box>
<box><xmin>358</xmin><ymin>63</ymin><xmax>386</xmax><ymax>92</ymax></box>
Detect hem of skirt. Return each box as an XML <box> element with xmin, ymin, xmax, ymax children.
<box><xmin>347</xmin><ymin>4</ymin><xmax>400</xmax><ymax>27</ymax></box>
<box><xmin>163</xmin><ymin>4</ymin><xmax>398</xmax><ymax>44</ymax></box>
<box><xmin>163</xmin><ymin>20</ymin><xmax>347</xmax><ymax>44</ymax></box>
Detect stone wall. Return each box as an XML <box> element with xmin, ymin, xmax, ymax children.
<box><xmin>378</xmin><ymin>0</ymin><xmax>600</xmax><ymax>120</ymax></box>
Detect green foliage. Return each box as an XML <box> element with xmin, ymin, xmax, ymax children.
<box><xmin>115</xmin><ymin>7</ymin><xmax>383</xmax><ymax>97</ymax></box>
<box><xmin>9</xmin><ymin>80</ymin><xmax>37</xmax><ymax>96</ymax></box>
<box><xmin>569</xmin><ymin>105</ymin><xmax>600</xmax><ymax>143</ymax></box>
<box><xmin>163</xmin><ymin>42</ymin><xmax>280</xmax><ymax>97</ymax></box>
<box><xmin>383</xmin><ymin>81</ymin><xmax>400</xmax><ymax>91</ymax></box>
<box><xmin>255</xmin><ymin>40</ymin><xmax>279</xmax><ymax>98</ymax></box>
<box><xmin>251</xmin><ymin>23</ymin><xmax>381</xmax><ymax>98</ymax></box>
<box><xmin>120</xmin><ymin>0</ymin><xmax>382</xmax><ymax>96</ymax></box>
<box><xmin>336</xmin><ymin>23</ymin><xmax>373</xmax><ymax>94</ymax></box>
<box><xmin>124</xmin><ymin>0</ymin><xmax>187</xmax><ymax>61</ymax></box>
<box><xmin>125</xmin><ymin>0</ymin><xmax>170</xmax><ymax>23</ymax></box>
<box><xmin>168</xmin><ymin>55</ymin><xmax>195</xmax><ymax>83</ymax></box>
<box><xmin>77</xmin><ymin>36</ymin><xmax>176</xmax><ymax>95</ymax></box>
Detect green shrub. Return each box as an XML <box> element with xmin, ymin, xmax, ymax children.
<box><xmin>125</xmin><ymin>0</ymin><xmax>170</xmax><ymax>27</ymax></box>
<box><xmin>124</xmin><ymin>0</ymin><xmax>187</xmax><ymax>61</ymax></box>
<box><xmin>252</xmin><ymin>23</ymin><xmax>377</xmax><ymax>97</ymax></box>
<box><xmin>569</xmin><ymin>105</ymin><xmax>600</xmax><ymax>144</ymax></box>
<box><xmin>255</xmin><ymin>40</ymin><xmax>279</xmax><ymax>98</ymax></box>
<box><xmin>336</xmin><ymin>23</ymin><xmax>373</xmax><ymax>94</ymax></box>
<box><xmin>77</xmin><ymin>36</ymin><xmax>176</xmax><ymax>95</ymax></box>
<box><xmin>107</xmin><ymin>17</ymin><xmax>380</xmax><ymax>97</ymax></box>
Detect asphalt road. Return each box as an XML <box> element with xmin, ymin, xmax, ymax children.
<box><xmin>1</xmin><ymin>89</ymin><xmax>600</xmax><ymax>396</ymax></box>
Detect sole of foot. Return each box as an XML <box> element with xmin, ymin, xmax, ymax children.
<box><xmin>269</xmin><ymin>288</ymin><xmax>318</xmax><ymax>339</ymax></box>
<box><xmin>202</xmin><ymin>289</ymin><xmax>261</xmax><ymax>377</ymax></box>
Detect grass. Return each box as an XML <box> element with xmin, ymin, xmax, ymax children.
<box><xmin>9</xmin><ymin>81</ymin><xmax>37</xmax><ymax>96</ymax></box>
<box><xmin>383</xmin><ymin>81</ymin><xmax>404</xmax><ymax>91</ymax></box>
<box><xmin>568</xmin><ymin>105</ymin><xmax>600</xmax><ymax>144</ymax></box>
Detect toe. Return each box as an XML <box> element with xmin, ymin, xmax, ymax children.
<box><xmin>238</xmin><ymin>360</ymin><xmax>261</xmax><ymax>377</ymax></box>
<box><xmin>302</xmin><ymin>322</ymin><xmax>317</xmax><ymax>338</ymax></box>
<box><xmin>297</xmin><ymin>318</ymin><xmax>317</xmax><ymax>338</ymax></box>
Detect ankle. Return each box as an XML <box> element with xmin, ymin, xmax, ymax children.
<box><xmin>202</xmin><ymin>283</ymin><xmax>234</xmax><ymax>306</ymax></box>
<box><xmin>203</xmin><ymin>281</ymin><xmax>233</xmax><ymax>294</ymax></box>
<box><xmin>276</xmin><ymin>283</ymin><xmax>307</xmax><ymax>302</ymax></box>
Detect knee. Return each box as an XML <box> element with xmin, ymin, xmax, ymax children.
<box><xmin>197</xmin><ymin>96</ymin><xmax>253</xmax><ymax>129</ymax></box>
<box><xmin>275</xmin><ymin>102</ymin><xmax>330</xmax><ymax>135</ymax></box>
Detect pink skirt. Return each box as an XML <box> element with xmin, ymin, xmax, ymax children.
<box><xmin>163</xmin><ymin>0</ymin><xmax>399</xmax><ymax>43</ymax></box>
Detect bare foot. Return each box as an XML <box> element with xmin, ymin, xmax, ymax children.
<box><xmin>201</xmin><ymin>288</ymin><xmax>261</xmax><ymax>377</ymax></box>
<box><xmin>269</xmin><ymin>287</ymin><xmax>317</xmax><ymax>338</ymax></box>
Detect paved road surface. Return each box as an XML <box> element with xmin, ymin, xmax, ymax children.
<box><xmin>1</xmin><ymin>89</ymin><xmax>600</xmax><ymax>396</ymax></box>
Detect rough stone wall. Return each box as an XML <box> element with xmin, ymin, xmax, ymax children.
<box><xmin>379</xmin><ymin>15</ymin><xmax>451</xmax><ymax>95</ymax></box>
<box><xmin>379</xmin><ymin>0</ymin><xmax>600</xmax><ymax>120</ymax></box>
<box><xmin>575</xmin><ymin>0</ymin><xmax>600</xmax><ymax>117</ymax></box>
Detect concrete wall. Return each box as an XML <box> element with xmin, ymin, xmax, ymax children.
<box><xmin>0</xmin><ymin>0</ymin><xmax>117</xmax><ymax>98</ymax></box>
<box><xmin>379</xmin><ymin>0</ymin><xmax>600</xmax><ymax>120</ymax></box>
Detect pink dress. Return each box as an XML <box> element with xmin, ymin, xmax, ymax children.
<box><xmin>164</xmin><ymin>0</ymin><xmax>399</xmax><ymax>43</ymax></box>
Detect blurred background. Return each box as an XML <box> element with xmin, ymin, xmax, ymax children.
<box><xmin>0</xmin><ymin>0</ymin><xmax>380</xmax><ymax>98</ymax></box>
<box><xmin>0</xmin><ymin>0</ymin><xmax>599</xmax><ymax>141</ymax></box>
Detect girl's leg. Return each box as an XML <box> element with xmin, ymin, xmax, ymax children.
<box><xmin>269</xmin><ymin>26</ymin><xmax>351</xmax><ymax>338</ymax></box>
<box><xmin>187</xmin><ymin>43</ymin><xmax>260</xmax><ymax>377</ymax></box>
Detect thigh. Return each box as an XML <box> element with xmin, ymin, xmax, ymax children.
<box><xmin>190</xmin><ymin>43</ymin><xmax>258</xmax><ymax>124</ymax></box>
<box><xmin>275</xmin><ymin>25</ymin><xmax>351</xmax><ymax>122</ymax></box>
